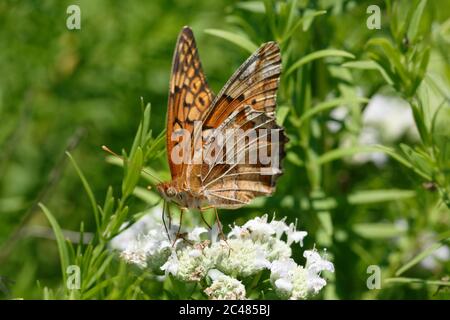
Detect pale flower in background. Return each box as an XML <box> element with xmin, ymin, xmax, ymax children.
<box><xmin>362</xmin><ymin>95</ymin><xmax>418</xmax><ymax>141</ymax></box>
<box><xmin>418</xmin><ymin>232</ymin><xmax>450</xmax><ymax>271</ymax></box>
<box><xmin>329</xmin><ymin>94</ymin><xmax>419</xmax><ymax>167</ymax></box>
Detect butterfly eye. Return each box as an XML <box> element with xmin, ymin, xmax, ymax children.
<box><xmin>166</xmin><ymin>187</ymin><xmax>177</xmax><ymax>198</ymax></box>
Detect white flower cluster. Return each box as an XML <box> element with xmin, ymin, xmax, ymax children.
<box><xmin>204</xmin><ymin>270</ymin><xmax>246</xmax><ymax>300</ymax></box>
<box><xmin>119</xmin><ymin>224</ymin><xmax>173</xmax><ymax>271</ymax></box>
<box><xmin>117</xmin><ymin>213</ymin><xmax>334</xmax><ymax>300</ymax></box>
<box><xmin>269</xmin><ymin>250</ymin><xmax>334</xmax><ymax>300</ymax></box>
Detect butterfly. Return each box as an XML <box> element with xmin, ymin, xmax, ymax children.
<box><xmin>156</xmin><ymin>26</ymin><xmax>286</xmax><ymax>231</ymax></box>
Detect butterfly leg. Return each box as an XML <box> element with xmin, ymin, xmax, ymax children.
<box><xmin>199</xmin><ymin>209</ymin><xmax>212</xmax><ymax>229</ymax></box>
<box><xmin>167</xmin><ymin>203</ymin><xmax>172</xmax><ymax>229</ymax></box>
<box><xmin>213</xmin><ymin>208</ymin><xmax>232</xmax><ymax>255</ymax></box>
<box><xmin>199</xmin><ymin>206</ymin><xmax>214</xmax><ymax>229</ymax></box>
<box><xmin>172</xmin><ymin>207</ymin><xmax>186</xmax><ymax>247</ymax></box>
<box><xmin>161</xmin><ymin>200</ymin><xmax>171</xmax><ymax>242</ymax></box>
<box><xmin>214</xmin><ymin>207</ymin><xmax>227</xmax><ymax>242</ymax></box>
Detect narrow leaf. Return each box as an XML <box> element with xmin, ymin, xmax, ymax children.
<box><xmin>39</xmin><ymin>204</ymin><xmax>70</xmax><ymax>283</ymax></box>
<box><xmin>204</xmin><ymin>29</ymin><xmax>258</xmax><ymax>53</ymax></box>
<box><xmin>286</xmin><ymin>49</ymin><xmax>355</xmax><ymax>76</ymax></box>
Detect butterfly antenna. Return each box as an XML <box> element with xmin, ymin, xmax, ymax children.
<box><xmin>101</xmin><ymin>145</ymin><xmax>163</xmax><ymax>183</ymax></box>
<box><xmin>101</xmin><ymin>145</ymin><xmax>121</xmax><ymax>158</ymax></box>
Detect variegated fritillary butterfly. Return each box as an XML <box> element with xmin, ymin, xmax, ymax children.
<box><xmin>156</xmin><ymin>26</ymin><xmax>286</xmax><ymax>229</ymax></box>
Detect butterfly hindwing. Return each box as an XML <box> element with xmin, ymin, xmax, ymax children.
<box><xmin>202</xmin><ymin>42</ymin><xmax>281</xmax><ymax>128</ymax></box>
<box><xmin>198</xmin><ymin>42</ymin><xmax>285</xmax><ymax>208</ymax></box>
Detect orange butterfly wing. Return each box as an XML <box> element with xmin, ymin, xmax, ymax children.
<box><xmin>166</xmin><ymin>26</ymin><xmax>214</xmax><ymax>182</ymax></box>
<box><xmin>199</xmin><ymin>42</ymin><xmax>286</xmax><ymax>208</ymax></box>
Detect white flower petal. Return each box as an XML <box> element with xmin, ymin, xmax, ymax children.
<box><xmin>304</xmin><ymin>250</ymin><xmax>335</xmax><ymax>274</ymax></box>
<box><xmin>161</xmin><ymin>251</ymin><xmax>179</xmax><ymax>276</ymax></box>
<box><xmin>286</xmin><ymin>223</ymin><xmax>308</xmax><ymax>246</ymax></box>
<box><xmin>188</xmin><ymin>227</ymin><xmax>208</xmax><ymax>242</ymax></box>
<box><xmin>306</xmin><ymin>274</ymin><xmax>327</xmax><ymax>294</ymax></box>
<box><xmin>207</xmin><ymin>269</ymin><xmax>224</xmax><ymax>281</ymax></box>
<box><xmin>275</xmin><ymin>278</ymin><xmax>293</xmax><ymax>292</ymax></box>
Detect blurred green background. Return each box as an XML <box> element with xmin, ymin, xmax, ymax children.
<box><xmin>0</xmin><ymin>0</ymin><xmax>449</xmax><ymax>299</ymax></box>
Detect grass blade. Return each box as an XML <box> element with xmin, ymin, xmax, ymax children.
<box><xmin>385</xmin><ymin>277</ymin><xmax>450</xmax><ymax>287</ymax></box>
<box><xmin>39</xmin><ymin>203</ymin><xmax>70</xmax><ymax>283</ymax></box>
<box><xmin>396</xmin><ymin>235</ymin><xmax>450</xmax><ymax>276</ymax></box>
<box><xmin>204</xmin><ymin>29</ymin><xmax>258</xmax><ymax>53</ymax></box>
<box><xmin>66</xmin><ymin>152</ymin><xmax>101</xmax><ymax>235</ymax></box>
<box><xmin>297</xmin><ymin>97</ymin><xmax>368</xmax><ymax>126</ymax></box>
<box><xmin>286</xmin><ymin>49</ymin><xmax>355</xmax><ymax>76</ymax></box>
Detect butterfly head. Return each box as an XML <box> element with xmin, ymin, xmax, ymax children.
<box><xmin>156</xmin><ymin>182</ymin><xmax>180</xmax><ymax>202</ymax></box>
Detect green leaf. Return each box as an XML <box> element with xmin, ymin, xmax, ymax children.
<box><xmin>282</xmin><ymin>10</ymin><xmax>327</xmax><ymax>42</ymax></box>
<box><xmin>276</xmin><ymin>105</ymin><xmax>290</xmax><ymax>125</ymax></box>
<box><xmin>83</xmin><ymin>276</ymin><xmax>119</xmax><ymax>300</ymax></box>
<box><xmin>286</xmin><ymin>49</ymin><xmax>355</xmax><ymax>76</ymax></box>
<box><xmin>411</xmin><ymin>47</ymin><xmax>430</xmax><ymax>94</ymax></box>
<box><xmin>286</xmin><ymin>152</ymin><xmax>304</xmax><ymax>167</ymax></box>
<box><xmin>353</xmin><ymin>222</ymin><xmax>407</xmax><ymax>239</ymax></box>
<box><xmin>263</xmin><ymin>0</ymin><xmax>279</xmax><ymax>39</ymax></box>
<box><xmin>297</xmin><ymin>97</ymin><xmax>368</xmax><ymax>126</ymax></box>
<box><xmin>236</xmin><ymin>1</ymin><xmax>265</xmax><ymax>13</ymax></box>
<box><xmin>122</xmin><ymin>147</ymin><xmax>144</xmax><ymax>199</ymax></box>
<box><xmin>284</xmin><ymin>0</ymin><xmax>298</xmax><ymax>35</ymax></box>
<box><xmin>399</xmin><ymin>144</ymin><xmax>433</xmax><ymax>179</ymax></box>
<box><xmin>204</xmin><ymin>29</ymin><xmax>258</xmax><ymax>53</ymax></box>
<box><xmin>367</xmin><ymin>38</ymin><xmax>410</xmax><ymax>88</ymax></box>
<box><xmin>302</xmin><ymin>9</ymin><xmax>326</xmax><ymax>31</ymax></box>
<box><xmin>384</xmin><ymin>277</ymin><xmax>450</xmax><ymax>287</ymax></box>
<box><xmin>317</xmin><ymin>145</ymin><xmax>405</xmax><ymax>167</ymax></box>
<box><xmin>66</xmin><ymin>152</ymin><xmax>100</xmax><ymax>235</ymax></box>
<box><xmin>317</xmin><ymin>211</ymin><xmax>333</xmax><ymax>236</ymax></box>
<box><xmin>342</xmin><ymin>60</ymin><xmax>394</xmax><ymax>85</ymax></box>
<box><xmin>432</xmin><ymin>103</ymin><xmax>450</xmax><ymax>165</ymax></box>
<box><xmin>348</xmin><ymin>189</ymin><xmax>416</xmax><ymax>204</ymax></box>
<box><xmin>407</xmin><ymin>0</ymin><xmax>427</xmax><ymax>44</ymax></box>
<box><xmin>131</xmin><ymin>102</ymin><xmax>151</xmax><ymax>156</ymax></box>
<box><xmin>85</xmin><ymin>254</ymin><xmax>114</xmax><ymax>289</ymax></box>
<box><xmin>39</xmin><ymin>203</ymin><xmax>70</xmax><ymax>284</ymax></box>
<box><xmin>341</xmin><ymin>60</ymin><xmax>378</xmax><ymax>70</ymax></box>
<box><xmin>133</xmin><ymin>186</ymin><xmax>160</xmax><ymax>205</ymax></box>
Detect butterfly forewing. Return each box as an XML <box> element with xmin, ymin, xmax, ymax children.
<box><xmin>166</xmin><ymin>26</ymin><xmax>214</xmax><ymax>183</ymax></box>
